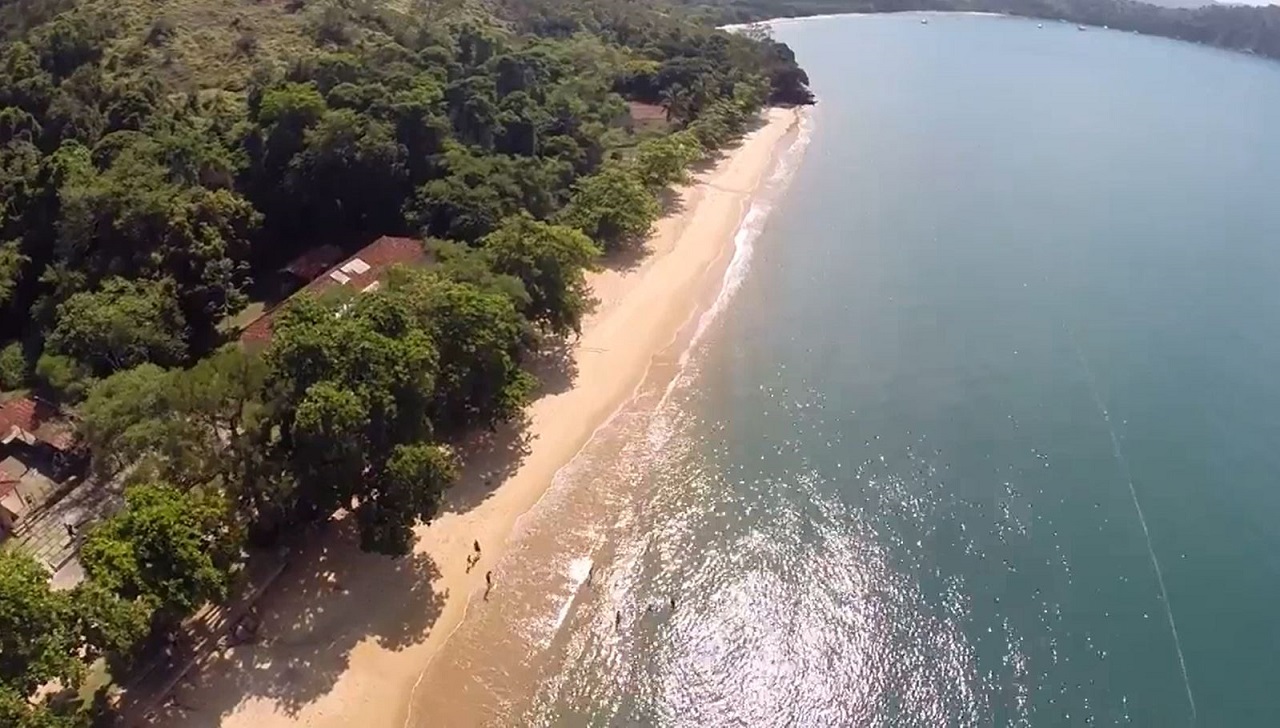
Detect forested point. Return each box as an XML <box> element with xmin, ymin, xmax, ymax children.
<box><xmin>0</xmin><ymin>0</ymin><xmax>812</xmax><ymax>722</ymax></box>
<box><xmin>693</xmin><ymin>0</ymin><xmax>1280</xmax><ymax>62</ymax></box>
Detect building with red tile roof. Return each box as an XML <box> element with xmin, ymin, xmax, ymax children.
<box><xmin>0</xmin><ymin>396</ymin><xmax>74</xmax><ymax>533</ymax></box>
<box><xmin>240</xmin><ymin>236</ymin><xmax>427</xmax><ymax>346</ymax></box>
<box><xmin>281</xmin><ymin>244</ymin><xmax>345</xmax><ymax>282</ymax></box>
<box><xmin>0</xmin><ymin>397</ymin><xmax>74</xmax><ymax>451</ymax></box>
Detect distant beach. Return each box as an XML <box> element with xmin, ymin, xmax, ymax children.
<box><xmin>721</xmin><ymin>10</ymin><xmax>1008</xmax><ymax>32</ymax></box>
<box><xmin>157</xmin><ymin>106</ymin><xmax>806</xmax><ymax>728</ymax></box>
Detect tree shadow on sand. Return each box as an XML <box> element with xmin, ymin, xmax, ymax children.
<box><xmin>525</xmin><ymin>336</ymin><xmax>579</xmax><ymax>398</ymax></box>
<box><xmin>439</xmin><ymin>415</ymin><xmax>535</xmax><ymax>516</ymax></box>
<box><xmin>151</xmin><ymin>520</ymin><xmax>445</xmax><ymax>725</ymax></box>
<box><xmin>656</xmin><ymin>186</ymin><xmax>689</xmax><ymax>217</ymax></box>
<box><xmin>433</xmin><ymin>332</ymin><xmax>583</xmax><ymax>515</ymax></box>
<box><xmin>597</xmin><ymin>238</ymin><xmax>651</xmax><ymax>274</ymax></box>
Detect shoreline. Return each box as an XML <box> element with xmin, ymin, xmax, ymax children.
<box><xmin>720</xmin><ymin>10</ymin><xmax>1009</xmax><ymax>31</ymax></box>
<box><xmin>160</xmin><ymin>106</ymin><xmax>806</xmax><ymax>728</ymax></box>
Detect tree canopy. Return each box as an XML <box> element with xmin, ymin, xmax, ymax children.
<box><xmin>481</xmin><ymin>215</ymin><xmax>600</xmax><ymax>336</ymax></box>
<box><xmin>560</xmin><ymin>164</ymin><xmax>662</xmax><ymax>251</ymax></box>
<box><xmin>0</xmin><ymin>552</ymin><xmax>83</xmax><ymax>696</ymax></box>
<box><xmin>0</xmin><ymin>551</ymin><xmax>146</xmax><ymax>723</ymax></box>
<box><xmin>79</xmin><ymin>483</ymin><xmax>242</xmax><ymax>624</ymax></box>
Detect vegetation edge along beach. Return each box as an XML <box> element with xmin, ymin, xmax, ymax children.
<box><xmin>10</xmin><ymin>0</ymin><xmax>1280</xmax><ymax>723</ymax></box>
<box><xmin>221</xmin><ymin>105</ymin><xmax>805</xmax><ymax>728</ymax></box>
<box><xmin>0</xmin><ymin>0</ymin><xmax>815</xmax><ymax>724</ymax></box>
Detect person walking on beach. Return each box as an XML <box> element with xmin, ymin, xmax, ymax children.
<box><xmin>484</xmin><ymin>570</ymin><xmax>493</xmax><ymax>600</ymax></box>
<box><xmin>474</xmin><ymin>539</ymin><xmax>481</xmax><ymax>555</ymax></box>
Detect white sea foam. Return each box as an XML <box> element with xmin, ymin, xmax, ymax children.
<box><xmin>677</xmin><ymin>110</ymin><xmax>814</xmax><ymax>376</ymax></box>
<box><xmin>647</xmin><ymin>110</ymin><xmax>813</xmax><ymax>450</ymax></box>
<box><xmin>511</xmin><ymin>111</ymin><xmax>815</xmax><ymax>651</ymax></box>
<box><xmin>540</xmin><ymin>556</ymin><xmax>595</xmax><ymax>646</ymax></box>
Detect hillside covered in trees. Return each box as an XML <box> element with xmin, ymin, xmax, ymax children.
<box><xmin>693</xmin><ymin>0</ymin><xmax>1280</xmax><ymax>61</ymax></box>
<box><xmin>0</xmin><ymin>0</ymin><xmax>812</xmax><ymax>723</ymax></box>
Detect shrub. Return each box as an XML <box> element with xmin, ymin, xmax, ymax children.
<box><xmin>0</xmin><ymin>342</ymin><xmax>25</xmax><ymax>390</ymax></box>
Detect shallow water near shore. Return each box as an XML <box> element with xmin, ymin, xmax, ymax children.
<box><xmin>416</xmin><ymin>14</ymin><xmax>1280</xmax><ymax>726</ymax></box>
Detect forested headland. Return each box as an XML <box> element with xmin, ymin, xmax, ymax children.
<box><xmin>0</xmin><ymin>0</ymin><xmax>812</xmax><ymax>723</ymax></box>
<box><xmin>695</xmin><ymin>0</ymin><xmax>1280</xmax><ymax>62</ymax></box>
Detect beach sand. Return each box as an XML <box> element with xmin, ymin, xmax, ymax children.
<box><xmin>156</xmin><ymin>106</ymin><xmax>802</xmax><ymax>728</ymax></box>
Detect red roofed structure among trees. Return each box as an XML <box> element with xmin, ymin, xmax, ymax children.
<box><xmin>0</xmin><ymin>396</ymin><xmax>75</xmax><ymax>533</ymax></box>
<box><xmin>239</xmin><ymin>236</ymin><xmax>427</xmax><ymax>346</ymax></box>
<box><xmin>0</xmin><ymin>397</ymin><xmax>74</xmax><ymax>452</ymax></box>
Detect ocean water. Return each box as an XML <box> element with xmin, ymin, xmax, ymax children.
<box><xmin>413</xmin><ymin>14</ymin><xmax>1280</xmax><ymax>726</ymax></box>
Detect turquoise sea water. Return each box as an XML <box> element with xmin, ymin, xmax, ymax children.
<box><xmin>418</xmin><ymin>14</ymin><xmax>1280</xmax><ymax>726</ymax></box>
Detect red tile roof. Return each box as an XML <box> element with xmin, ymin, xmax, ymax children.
<box><xmin>240</xmin><ymin>236</ymin><xmax>427</xmax><ymax>346</ymax></box>
<box><xmin>281</xmin><ymin>244</ymin><xmax>344</xmax><ymax>281</ymax></box>
<box><xmin>0</xmin><ymin>397</ymin><xmax>74</xmax><ymax>451</ymax></box>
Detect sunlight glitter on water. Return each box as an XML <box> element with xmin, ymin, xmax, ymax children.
<box><xmin>498</xmin><ymin>332</ymin><xmax>1056</xmax><ymax>726</ymax></box>
<box><xmin>406</xmin><ymin>15</ymin><xmax>1280</xmax><ymax>726</ymax></box>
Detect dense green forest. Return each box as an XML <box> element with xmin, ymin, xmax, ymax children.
<box><xmin>695</xmin><ymin>0</ymin><xmax>1280</xmax><ymax>61</ymax></box>
<box><xmin>0</xmin><ymin>0</ymin><xmax>812</xmax><ymax>723</ymax></box>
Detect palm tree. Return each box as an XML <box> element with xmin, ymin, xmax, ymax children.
<box><xmin>660</xmin><ymin>83</ymin><xmax>691</xmax><ymax>125</ymax></box>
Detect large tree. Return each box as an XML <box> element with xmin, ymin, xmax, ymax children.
<box><xmin>167</xmin><ymin>345</ymin><xmax>271</xmax><ymax>505</ymax></box>
<box><xmin>404</xmin><ymin>147</ymin><xmax>523</xmax><ymax>243</ymax></box>
<box><xmin>49</xmin><ymin>135</ymin><xmax>257</xmax><ymax>345</ymax></box>
<box><xmin>65</xmin><ymin>581</ymin><xmax>151</xmax><ymax>669</ymax></box>
<box><xmin>481</xmin><ymin>215</ymin><xmax>599</xmax><ymax>335</ymax></box>
<box><xmin>558</xmin><ymin>164</ymin><xmax>660</xmax><ymax>251</ymax></box>
<box><xmin>47</xmin><ymin>276</ymin><xmax>188</xmax><ymax>374</ymax></box>
<box><xmin>632</xmin><ymin>131</ymin><xmax>703</xmax><ymax>191</ymax></box>
<box><xmin>0</xmin><ymin>240</ymin><xmax>26</xmax><ymax>310</ymax></box>
<box><xmin>288</xmin><ymin>110</ymin><xmax>408</xmax><ymax>233</ymax></box>
<box><xmin>80</xmin><ymin>483</ymin><xmax>242</xmax><ymax>624</ymax></box>
<box><xmin>77</xmin><ymin>363</ymin><xmax>180</xmax><ymax>481</ymax></box>
<box><xmin>355</xmin><ymin>442</ymin><xmax>456</xmax><ymax>555</ymax></box>
<box><xmin>0</xmin><ymin>552</ymin><xmax>82</xmax><ymax>696</ymax></box>
<box><xmin>0</xmin><ymin>551</ymin><xmax>144</xmax><ymax>722</ymax></box>
<box><xmin>78</xmin><ymin>346</ymin><xmax>269</xmax><ymax>488</ymax></box>
<box><xmin>390</xmin><ymin>269</ymin><xmax>534</xmax><ymax>432</ymax></box>
<box><xmin>263</xmin><ymin>292</ymin><xmax>456</xmax><ymax>554</ymax></box>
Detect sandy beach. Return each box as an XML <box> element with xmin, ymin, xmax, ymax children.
<box><xmin>157</xmin><ymin>106</ymin><xmax>803</xmax><ymax>728</ymax></box>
